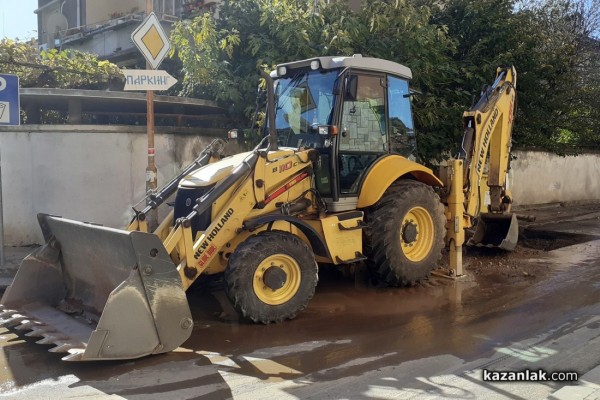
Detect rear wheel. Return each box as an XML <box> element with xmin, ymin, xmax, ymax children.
<box><xmin>364</xmin><ymin>180</ymin><xmax>445</xmax><ymax>286</ymax></box>
<box><xmin>224</xmin><ymin>231</ymin><xmax>318</xmax><ymax>323</ymax></box>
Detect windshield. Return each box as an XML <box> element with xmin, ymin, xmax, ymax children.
<box><xmin>273</xmin><ymin>69</ymin><xmax>340</xmax><ymax>148</ymax></box>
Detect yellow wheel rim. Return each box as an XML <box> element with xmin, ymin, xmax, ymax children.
<box><xmin>253</xmin><ymin>254</ymin><xmax>301</xmax><ymax>305</ymax></box>
<box><xmin>400</xmin><ymin>206</ymin><xmax>434</xmax><ymax>262</ymax></box>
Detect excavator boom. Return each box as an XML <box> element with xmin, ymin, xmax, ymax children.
<box><xmin>457</xmin><ymin>67</ymin><xmax>518</xmax><ymax>250</ymax></box>
<box><xmin>443</xmin><ymin>67</ymin><xmax>518</xmax><ymax>276</ymax></box>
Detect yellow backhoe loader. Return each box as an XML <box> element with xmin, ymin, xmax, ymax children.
<box><xmin>0</xmin><ymin>55</ymin><xmax>518</xmax><ymax>361</ymax></box>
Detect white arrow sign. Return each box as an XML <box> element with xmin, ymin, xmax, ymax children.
<box><xmin>123</xmin><ymin>69</ymin><xmax>177</xmax><ymax>91</ymax></box>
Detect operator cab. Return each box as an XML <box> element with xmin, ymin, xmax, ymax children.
<box><xmin>270</xmin><ymin>54</ymin><xmax>416</xmax><ymax>211</ymax></box>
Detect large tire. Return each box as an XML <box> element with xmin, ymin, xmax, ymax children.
<box><xmin>364</xmin><ymin>180</ymin><xmax>446</xmax><ymax>286</ymax></box>
<box><xmin>224</xmin><ymin>231</ymin><xmax>318</xmax><ymax>323</ymax></box>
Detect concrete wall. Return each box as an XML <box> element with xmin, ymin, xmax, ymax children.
<box><xmin>0</xmin><ymin>125</ymin><xmax>238</xmax><ymax>246</ymax></box>
<box><xmin>509</xmin><ymin>150</ymin><xmax>600</xmax><ymax>206</ymax></box>
<box><xmin>0</xmin><ymin>126</ymin><xmax>599</xmax><ymax>245</ymax></box>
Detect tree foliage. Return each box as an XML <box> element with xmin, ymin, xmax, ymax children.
<box><xmin>427</xmin><ymin>0</ymin><xmax>600</xmax><ymax>154</ymax></box>
<box><xmin>168</xmin><ymin>0</ymin><xmax>600</xmax><ymax>158</ymax></box>
<box><xmin>0</xmin><ymin>39</ymin><xmax>123</xmax><ymax>90</ymax></box>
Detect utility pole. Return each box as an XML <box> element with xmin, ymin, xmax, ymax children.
<box><xmin>145</xmin><ymin>0</ymin><xmax>158</xmax><ymax>231</ymax></box>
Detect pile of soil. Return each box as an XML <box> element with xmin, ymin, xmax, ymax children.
<box><xmin>460</xmin><ymin>244</ymin><xmax>549</xmax><ymax>282</ymax></box>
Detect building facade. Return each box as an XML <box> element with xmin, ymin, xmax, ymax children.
<box><xmin>35</xmin><ymin>0</ymin><xmax>219</xmax><ymax>66</ymax></box>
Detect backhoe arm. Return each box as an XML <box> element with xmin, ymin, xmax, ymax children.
<box><xmin>443</xmin><ymin>66</ymin><xmax>518</xmax><ymax>278</ymax></box>
<box><xmin>460</xmin><ymin>67</ymin><xmax>517</xmax><ymax>217</ymax></box>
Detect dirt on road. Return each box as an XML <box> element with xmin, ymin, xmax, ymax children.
<box><xmin>0</xmin><ymin>202</ymin><xmax>599</xmax><ymax>399</ymax></box>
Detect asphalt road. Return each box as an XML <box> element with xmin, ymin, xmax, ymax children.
<box><xmin>0</xmin><ymin>203</ymin><xmax>599</xmax><ymax>399</ymax></box>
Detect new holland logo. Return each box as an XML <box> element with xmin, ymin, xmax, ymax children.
<box><xmin>193</xmin><ymin>208</ymin><xmax>234</xmax><ymax>260</ymax></box>
<box><xmin>476</xmin><ymin>107</ymin><xmax>499</xmax><ymax>175</ymax></box>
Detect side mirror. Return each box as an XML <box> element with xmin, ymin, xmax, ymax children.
<box><xmin>345</xmin><ymin>75</ymin><xmax>358</xmax><ymax>101</ymax></box>
<box><xmin>403</xmin><ymin>88</ymin><xmax>422</xmax><ymax>98</ymax></box>
<box><xmin>227</xmin><ymin>129</ymin><xmax>243</xmax><ymax>141</ymax></box>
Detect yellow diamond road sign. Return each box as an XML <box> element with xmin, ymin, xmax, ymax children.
<box><xmin>131</xmin><ymin>12</ymin><xmax>171</xmax><ymax>70</ymax></box>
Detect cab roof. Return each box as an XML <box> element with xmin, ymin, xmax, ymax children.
<box><xmin>273</xmin><ymin>54</ymin><xmax>412</xmax><ymax>80</ymax></box>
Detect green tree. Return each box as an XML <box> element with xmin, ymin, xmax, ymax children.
<box><xmin>514</xmin><ymin>0</ymin><xmax>600</xmax><ymax>153</ymax></box>
<box><xmin>0</xmin><ymin>39</ymin><xmax>123</xmax><ymax>90</ymax></box>
<box><xmin>171</xmin><ymin>0</ymin><xmax>459</xmax><ymax>161</ymax></box>
<box><xmin>425</xmin><ymin>0</ymin><xmax>600</xmax><ymax>154</ymax></box>
<box><xmin>170</xmin><ymin>0</ymin><xmax>600</xmax><ymax>158</ymax></box>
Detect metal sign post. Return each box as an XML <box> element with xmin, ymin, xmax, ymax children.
<box><xmin>146</xmin><ymin>0</ymin><xmax>157</xmax><ymax>231</ymax></box>
<box><xmin>146</xmin><ymin>80</ymin><xmax>157</xmax><ymax>229</ymax></box>
<box><xmin>131</xmin><ymin>1</ymin><xmax>172</xmax><ymax>231</ymax></box>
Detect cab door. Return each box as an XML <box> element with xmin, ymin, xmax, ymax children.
<box><xmin>337</xmin><ymin>73</ymin><xmax>388</xmax><ymax>196</ymax></box>
<box><xmin>317</xmin><ymin>71</ymin><xmax>388</xmax><ymax>212</ymax></box>
<box><xmin>317</xmin><ymin>72</ymin><xmax>417</xmax><ymax>212</ymax></box>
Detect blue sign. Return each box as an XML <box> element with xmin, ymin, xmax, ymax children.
<box><xmin>0</xmin><ymin>74</ymin><xmax>20</xmax><ymax>126</ymax></box>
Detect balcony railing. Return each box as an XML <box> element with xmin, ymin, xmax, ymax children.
<box><xmin>55</xmin><ymin>12</ymin><xmax>180</xmax><ymax>46</ymax></box>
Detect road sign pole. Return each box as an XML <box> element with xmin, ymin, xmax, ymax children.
<box><xmin>132</xmin><ymin>2</ymin><xmax>171</xmax><ymax>232</ymax></box>
<box><xmin>145</xmin><ymin>0</ymin><xmax>158</xmax><ymax>231</ymax></box>
<box><xmin>146</xmin><ymin>84</ymin><xmax>158</xmax><ymax>231</ymax></box>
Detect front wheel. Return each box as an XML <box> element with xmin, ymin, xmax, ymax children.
<box><xmin>224</xmin><ymin>231</ymin><xmax>318</xmax><ymax>323</ymax></box>
<box><xmin>364</xmin><ymin>180</ymin><xmax>446</xmax><ymax>286</ymax></box>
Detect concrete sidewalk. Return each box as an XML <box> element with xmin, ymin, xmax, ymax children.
<box><xmin>550</xmin><ymin>365</ymin><xmax>600</xmax><ymax>400</ymax></box>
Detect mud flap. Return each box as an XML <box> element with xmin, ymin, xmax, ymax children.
<box><xmin>467</xmin><ymin>213</ymin><xmax>518</xmax><ymax>251</ymax></box>
<box><xmin>0</xmin><ymin>214</ymin><xmax>192</xmax><ymax>361</ymax></box>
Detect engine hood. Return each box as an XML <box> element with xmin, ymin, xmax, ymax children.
<box><xmin>179</xmin><ymin>151</ymin><xmax>253</xmax><ymax>188</ymax></box>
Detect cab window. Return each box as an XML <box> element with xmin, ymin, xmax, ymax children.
<box><xmin>338</xmin><ymin>74</ymin><xmax>387</xmax><ymax>194</ymax></box>
<box><xmin>387</xmin><ymin>76</ymin><xmax>416</xmax><ymax>157</ymax></box>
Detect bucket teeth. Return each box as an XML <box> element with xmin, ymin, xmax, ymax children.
<box><xmin>62</xmin><ymin>349</ymin><xmax>85</xmax><ymax>362</ymax></box>
<box><xmin>0</xmin><ymin>315</ymin><xmax>27</xmax><ymax>327</ymax></box>
<box><xmin>15</xmin><ymin>320</ymin><xmax>43</xmax><ymax>331</ymax></box>
<box><xmin>25</xmin><ymin>327</ymin><xmax>52</xmax><ymax>338</ymax></box>
<box><xmin>0</xmin><ymin>309</ymin><xmax>18</xmax><ymax>319</ymax></box>
<box><xmin>36</xmin><ymin>334</ymin><xmax>68</xmax><ymax>345</ymax></box>
<box><xmin>48</xmin><ymin>342</ymin><xmax>77</xmax><ymax>353</ymax></box>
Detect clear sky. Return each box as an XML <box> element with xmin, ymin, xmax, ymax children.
<box><xmin>0</xmin><ymin>0</ymin><xmax>38</xmax><ymax>41</ymax></box>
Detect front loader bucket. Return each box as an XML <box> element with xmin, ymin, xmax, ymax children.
<box><xmin>0</xmin><ymin>214</ymin><xmax>192</xmax><ymax>361</ymax></box>
<box><xmin>467</xmin><ymin>213</ymin><xmax>518</xmax><ymax>251</ymax></box>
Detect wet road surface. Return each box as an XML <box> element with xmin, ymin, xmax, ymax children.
<box><xmin>0</xmin><ymin>206</ymin><xmax>599</xmax><ymax>399</ymax></box>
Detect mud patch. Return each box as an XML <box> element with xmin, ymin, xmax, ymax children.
<box><xmin>519</xmin><ymin>229</ymin><xmax>600</xmax><ymax>251</ymax></box>
<box><xmin>455</xmin><ymin>242</ymin><xmax>547</xmax><ymax>284</ymax></box>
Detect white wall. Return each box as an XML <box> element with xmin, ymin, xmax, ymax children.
<box><xmin>0</xmin><ymin>125</ymin><xmax>238</xmax><ymax>245</ymax></box>
<box><xmin>509</xmin><ymin>150</ymin><xmax>600</xmax><ymax>206</ymax></box>
<box><xmin>1</xmin><ymin>126</ymin><xmax>599</xmax><ymax>245</ymax></box>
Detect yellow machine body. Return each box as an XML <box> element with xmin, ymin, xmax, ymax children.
<box><xmin>0</xmin><ymin>57</ymin><xmax>519</xmax><ymax>361</ymax></box>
